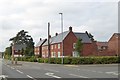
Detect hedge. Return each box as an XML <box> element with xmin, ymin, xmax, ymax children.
<box><xmin>15</xmin><ymin>56</ymin><xmax>120</xmax><ymax>64</ymax></box>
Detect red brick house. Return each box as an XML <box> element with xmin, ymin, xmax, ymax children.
<box><xmin>12</xmin><ymin>44</ymin><xmax>26</xmax><ymax>57</ymax></box>
<box><xmin>96</xmin><ymin>42</ymin><xmax>108</xmax><ymax>51</ymax></box>
<box><xmin>96</xmin><ymin>33</ymin><xmax>120</xmax><ymax>56</ymax></box>
<box><xmin>41</xmin><ymin>27</ymin><xmax>97</xmax><ymax>58</ymax></box>
<box><xmin>108</xmin><ymin>33</ymin><xmax>120</xmax><ymax>56</ymax></box>
<box><xmin>34</xmin><ymin>38</ymin><xmax>47</xmax><ymax>57</ymax></box>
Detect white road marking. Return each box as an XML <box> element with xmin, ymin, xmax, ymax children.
<box><xmin>11</xmin><ymin>67</ymin><xmax>15</xmax><ymax>69</ymax></box>
<box><xmin>44</xmin><ymin>69</ymin><xmax>59</xmax><ymax>72</ymax></box>
<box><xmin>69</xmin><ymin>74</ymin><xmax>88</xmax><ymax>78</ymax></box>
<box><xmin>45</xmin><ymin>72</ymin><xmax>61</xmax><ymax>78</ymax></box>
<box><xmin>26</xmin><ymin>75</ymin><xmax>37</xmax><ymax>80</ymax></box>
<box><xmin>106</xmin><ymin>72</ymin><xmax>118</xmax><ymax>75</ymax></box>
<box><xmin>16</xmin><ymin>70</ymin><xmax>24</xmax><ymax>74</ymax></box>
<box><xmin>27</xmin><ymin>75</ymin><xmax>33</xmax><ymax>79</ymax></box>
<box><xmin>0</xmin><ymin>75</ymin><xmax>8</xmax><ymax>78</ymax></box>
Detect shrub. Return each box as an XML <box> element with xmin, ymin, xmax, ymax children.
<box><xmin>71</xmin><ymin>58</ymin><xmax>80</xmax><ymax>64</ymax></box>
<box><xmin>12</xmin><ymin>56</ymin><xmax>119</xmax><ymax>64</ymax></box>
<box><xmin>63</xmin><ymin>57</ymin><xmax>71</xmax><ymax>64</ymax></box>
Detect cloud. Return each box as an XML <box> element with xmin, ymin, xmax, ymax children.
<box><xmin>0</xmin><ymin>0</ymin><xmax>118</xmax><ymax>51</ymax></box>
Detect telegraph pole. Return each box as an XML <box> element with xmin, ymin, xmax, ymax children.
<box><xmin>48</xmin><ymin>22</ymin><xmax>51</xmax><ymax>63</ymax></box>
<box><xmin>59</xmin><ymin>13</ymin><xmax>64</xmax><ymax>64</ymax></box>
<box><xmin>11</xmin><ymin>42</ymin><xmax>14</xmax><ymax>64</ymax></box>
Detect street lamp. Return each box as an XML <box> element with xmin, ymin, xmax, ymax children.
<box><xmin>48</xmin><ymin>22</ymin><xmax>51</xmax><ymax>63</ymax></box>
<box><xmin>59</xmin><ymin>13</ymin><xmax>64</xmax><ymax>64</ymax></box>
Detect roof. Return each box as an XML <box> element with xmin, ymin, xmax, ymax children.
<box><xmin>35</xmin><ymin>39</ymin><xmax>47</xmax><ymax>47</ymax></box>
<box><xmin>109</xmin><ymin>33</ymin><xmax>120</xmax><ymax>41</ymax></box>
<box><xmin>43</xmin><ymin>31</ymin><xmax>70</xmax><ymax>46</ymax></box>
<box><xmin>14</xmin><ymin>44</ymin><xmax>26</xmax><ymax>51</ymax></box>
<box><xmin>96</xmin><ymin>42</ymin><xmax>108</xmax><ymax>47</ymax></box>
<box><xmin>74</xmin><ymin>32</ymin><xmax>92</xmax><ymax>43</ymax></box>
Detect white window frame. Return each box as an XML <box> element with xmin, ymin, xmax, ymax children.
<box><xmin>73</xmin><ymin>43</ymin><xmax>76</xmax><ymax>49</ymax></box>
<box><xmin>58</xmin><ymin>44</ymin><xmax>60</xmax><ymax>49</ymax></box>
<box><xmin>58</xmin><ymin>52</ymin><xmax>61</xmax><ymax>57</ymax></box>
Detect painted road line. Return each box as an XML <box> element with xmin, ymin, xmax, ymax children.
<box><xmin>16</xmin><ymin>70</ymin><xmax>24</xmax><ymax>74</ymax></box>
<box><xmin>45</xmin><ymin>72</ymin><xmax>61</xmax><ymax>78</ymax></box>
<box><xmin>26</xmin><ymin>75</ymin><xmax>37</xmax><ymax>80</ymax></box>
<box><xmin>44</xmin><ymin>69</ymin><xmax>59</xmax><ymax>73</ymax></box>
<box><xmin>27</xmin><ymin>75</ymin><xmax>34</xmax><ymax>79</ymax></box>
<box><xmin>11</xmin><ymin>67</ymin><xmax>15</xmax><ymax>69</ymax></box>
<box><xmin>0</xmin><ymin>75</ymin><xmax>8</xmax><ymax>79</ymax></box>
<box><xmin>69</xmin><ymin>74</ymin><xmax>88</xmax><ymax>78</ymax></box>
<box><xmin>106</xmin><ymin>72</ymin><xmax>118</xmax><ymax>75</ymax></box>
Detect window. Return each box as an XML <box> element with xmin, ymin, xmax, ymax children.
<box><xmin>73</xmin><ymin>43</ymin><xmax>76</xmax><ymax>49</ymax></box>
<box><xmin>58</xmin><ymin>52</ymin><xmax>61</xmax><ymax>57</ymax></box>
<box><xmin>54</xmin><ymin>44</ymin><xmax>56</xmax><ymax>49</ymax></box>
<box><xmin>58</xmin><ymin>44</ymin><xmax>60</xmax><ymax>49</ymax></box>
<box><xmin>51</xmin><ymin>45</ymin><xmax>53</xmax><ymax>49</ymax></box>
<box><xmin>51</xmin><ymin>52</ymin><xmax>53</xmax><ymax>57</ymax></box>
<box><xmin>37</xmin><ymin>47</ymin><xmax>39</xmax><ymax>51</ymax></box>
<box><xmin>51</xmin><ymin>52</ymin><xmax>55</xmax><ymax>57</ymax></box>
<box><xmin>72</xmin><ymin>51</ymin><xmax>79</xmax><ymax>57</ymax></box>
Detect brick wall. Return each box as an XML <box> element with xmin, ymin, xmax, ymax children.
<box><xmin>82</xmin><ymin>42</ymin><xmax>98</xmax><ymax>56</ymax></box>
<box><xmin>63</xmin><ymin>31</ymin><xmax>77</xmax><ymax>56</ymax></box>
<box><xmin>108</xmin><ymin>34</ymin><xmax>120</xmax><ymax>56</ymax></box>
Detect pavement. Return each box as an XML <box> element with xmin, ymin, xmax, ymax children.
<box><xmin>1</xmin><ymin>59</ymin><xmax>119</xmax><ymax>80</ymax></box>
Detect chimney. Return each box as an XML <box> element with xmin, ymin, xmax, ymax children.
<box><xmin>40</xmin><ymin>38</ymin><xmax>42</xmax><ymax>41</ymax></box>
<box><xmin>55</xmin><ymin>33</ymin><xmax>58</xmax><ymax>36</ymax></box>
<box><xmin>69</xmin><ymin>26</ymin><xmax>72</xmax><ymax>31</ymax></box>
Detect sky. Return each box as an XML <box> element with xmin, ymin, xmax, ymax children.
<box><xmin>0</xmin><ymin>0</ymin><xmax>118</xmax><ymax>52</ymax></box>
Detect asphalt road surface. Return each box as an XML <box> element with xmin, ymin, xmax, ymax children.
<box><xmin>1</xmin><ymin>59</ymin><xmax>119</xmax><ymax>80</ymax></box>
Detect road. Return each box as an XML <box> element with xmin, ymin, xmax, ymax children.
<box><xmin>1</xmin><ymin>58</ymin><xmax>119</xmax><ymax>80</ymax></box>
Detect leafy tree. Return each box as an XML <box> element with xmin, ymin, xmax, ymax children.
<box><xmin>20</xmin><ymin>48</ymin><xmax>24</xmax><ymax>56</ymax></box>
<box><xmin>75</xmin><ymin>38</ymin><xmax>83</xmax><ymax>56</ymax></box>
<box><xmin>9</xmin><ymin>30</ymin><xmax>34</xmax><ymax>56</ymax></box>
<box><xmin>4</xmin><ymin>46</ymin><xmax>12</xmax><ymax>59</ymax></box>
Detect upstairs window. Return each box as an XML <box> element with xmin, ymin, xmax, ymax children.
<box><xmin>73</xmin><ymin>43</ymin><xmax>76</xmax><ymax>49</ymax></box>
<box><xmin>58</xmin><ymin>44</ymin><xmax>60</xmax><ymax>49</ymax></box>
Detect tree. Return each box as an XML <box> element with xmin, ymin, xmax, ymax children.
<box><xmin>4</xmin><ymin>46</ymin><xmax>12</xmax><ymax>59</ymax></box>
<box><xmin>20</xmin><ymin>48</ymin><xmax>24</xmax><ymax>56</ymax></box>
<box><xmin>9</xmin><ymin>30</ymin><xmax>34</xmax><ymax>56</ymax></box>
<box><xmin>75</xmin><ymin>38</ymin><xmax>83</xmax><ymax>56</ymax></box>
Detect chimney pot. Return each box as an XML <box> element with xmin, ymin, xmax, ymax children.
<box><xmin>40</xmin><ymin>38</ymin><xmax>42</xmax><ymax>41</ymax></box>
<box><xmin>69</xmin><ymin>26</ymin><xmax>72</xmax><ymax>31</ymax></box>
<box><xmin>55</xmin><ymin>33</ymin><xmax>58</xmax><ymax>36</ymax></box>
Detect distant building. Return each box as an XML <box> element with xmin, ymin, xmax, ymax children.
<box><xmin>96</xmin><ymin>42</ymin><xmax>108</xmax><ymax>51</ymax></box>
<box><xmin>12</xmin><ymin>44</ymin><xmax>26</xmax><ymax>57</ymax></box>
<box><xmin>36</xmin><ymin>27</ymin><xmax>97</xmax><ymax>58</ymax></box>
<box><xmin>96</xmin><ymin>33</ymin><xmax>120</xmax><ymax>56</ymax></box>
<box><xmin>34</xmin><ymin>38</ymin><xmax>47</xmax><ymax>57</ymax></box>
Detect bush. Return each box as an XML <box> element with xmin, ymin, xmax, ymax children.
<box><xmin>63</xmin><ymin>57</ymin><xmax>71</xmax><ymax>64</ymax></box>
<box><xmin>12</xmin><ymin>56</ymin><xmax>119</xmax><ymax>64</ymax></box>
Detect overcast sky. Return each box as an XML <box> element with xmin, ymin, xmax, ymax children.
<box><xmin>0</xmin><ymin>0</ymin><xmax>118</xmax><ymax>51</ymax></box>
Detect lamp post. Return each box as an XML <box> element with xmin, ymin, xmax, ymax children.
<box><xmin>48</xmin><ymin>22</ymin><xmax>51</xmax><ymax>63</ymax></box>
<box><xmin>59</xmin><ymin>13</ymin><xmax>64</xmax><ymax>64</ymax></box>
